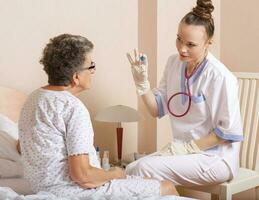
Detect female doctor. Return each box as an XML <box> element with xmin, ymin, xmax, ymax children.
<box><xmin>126</xmin><ymin>0</ymin><xmax>243</xmax><ymax>186</ymax></box>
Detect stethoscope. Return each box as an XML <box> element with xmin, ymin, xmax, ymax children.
<box><xmin>167</xmin><ymin>59</ymin><xmax>207</xmax><ymax>118</ymax></box>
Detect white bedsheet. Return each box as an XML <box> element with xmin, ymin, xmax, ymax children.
<box><xmin>0</xmin><ymin>178</ymin><xmax>32</xmax><ymax>195</ymax></box>
<box><xmin>0</xmin><ymin>187</ymin><xmax>195</xmax><ymax>200</ymax></box>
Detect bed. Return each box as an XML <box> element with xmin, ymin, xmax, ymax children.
<box><xmin>0</xmin><ymin>86</ymin><xmax>32</xmax><ymax>195</ymax></box>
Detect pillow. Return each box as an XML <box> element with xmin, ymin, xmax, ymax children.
<box><xmin>0</xmin><ymin>114</ymin><xmax>18</xmax><ymax>139</ymax></box>
<box><xmin>0</xmin><ymin>130</ymin><xmax>21</xmax><ymax>162</ymax></box>
<box><xmin>0</xmin><ymin>114</ymin><xmax>21</xmax><ymax>162</ymax></box>
<box><xmin>0</xmin><ymin>158</ymin><xmax>23</xmax><ymax>178</ymax></box>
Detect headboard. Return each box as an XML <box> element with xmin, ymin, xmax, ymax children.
<box><xmin>0</xmin><ymin>86</ymin><xmax>27</xmax><ymax>122</ymax></box>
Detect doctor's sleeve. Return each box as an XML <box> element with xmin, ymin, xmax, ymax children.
<box><xmin>205</xmin><ymin>75</ymin><xmax>244</xmax><ymax>142</ymax></box>
<box><xmin>152</xmin><ymin>57</ymin><xmax>173</xmax><ymax>118</ymax></box>
<box><xmin>153</xmin><ymin>76</ymin><xmax>167</xmax><ymax>118</ymax></box>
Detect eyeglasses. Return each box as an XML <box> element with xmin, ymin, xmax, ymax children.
<box><xmin>81</xmin><ymin>61</ymin><xmax>96</xmax><ymax>72</ymax></box>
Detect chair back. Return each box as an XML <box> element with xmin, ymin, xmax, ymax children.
<box><xmin>234</xmin><ymin>72</ymin><xmax>259</xmax><ymax>171</ymax></box>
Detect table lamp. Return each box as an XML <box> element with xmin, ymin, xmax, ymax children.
<box><xmin>95</xmin><ymin>105</ymin><xmax>141</xmax><ymax>164</ymax></box>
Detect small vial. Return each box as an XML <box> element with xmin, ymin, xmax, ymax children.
<box><xmin>140</xmin><ymin>55</ymin><xmax>145</xmax><ymax>61</ymax></box>
<box><xmin>140</xmin><ymin>54</ymin><xmax>147</xmax><ymax>65</ymax></box>
<box><xmin>102</xmin><ymin>151</ymin><xmax>110</xmax><ymax>171</ymax></box>
<box><xmin>96</xmin><ymin>146</ymin><xmax>101</xmax><ymax>164</ymax></box>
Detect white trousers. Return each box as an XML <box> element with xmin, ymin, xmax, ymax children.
<box><xmin>125</xmin><ymin>153</ymin><xmax>232</xmax><ymax>186</ymax></box>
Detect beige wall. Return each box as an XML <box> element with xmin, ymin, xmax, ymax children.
<box><xmin>221</xmin><ymin>0</ymin><xmax>259</xmax><ymax>73</ymax></box>
<box><xmin>0</xmin><ymin>0</ymin><xmax>138</xmax><ymax>162</ymax></box>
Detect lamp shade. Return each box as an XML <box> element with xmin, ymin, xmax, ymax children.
<box><xmin>95</xmin><ymin>105</ymin><xmax>141</xmax><ymax>123</ymax></box>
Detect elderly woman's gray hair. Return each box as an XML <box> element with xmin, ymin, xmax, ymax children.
<box><xmin>40</xmin><ymin>34</ymin><xmax>94</xmax><ymax>86</ymax></box>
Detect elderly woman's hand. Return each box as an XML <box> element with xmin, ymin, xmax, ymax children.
<box><xmin>110</xmin><ymin>166</ymin><xmax>126</xmax><ymax>179</ymax></box>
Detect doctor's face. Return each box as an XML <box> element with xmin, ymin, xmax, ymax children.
<box><xmin>176</xmin><ymin>22</ymin><xmax>211</xmax><ymax>65</ymax></box>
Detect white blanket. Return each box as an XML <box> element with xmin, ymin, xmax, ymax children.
<box><xmin>0</xmin><ymin>187</ymin><xmax>195</xmax><ymax>200</ymax></box>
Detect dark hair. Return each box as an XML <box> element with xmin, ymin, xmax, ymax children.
<box><xmin>40</xmin><ymin>34</ymin><xmax>94</xmax><ymax>86</ymax></box>
<box><xmin>181</xmin><ymin>0</ymin><xmax>214</xmax><ymax>39</ymax></box>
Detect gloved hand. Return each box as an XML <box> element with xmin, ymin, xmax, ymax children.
<box><xmin>126</xmin><ymin>49</ymin><xmax>150</xmax><ymax>95</ymax></box>
<box><xmin>169</xmin><ymin>140</ymin><xmax>202</xmax><ymax>155</ymax></box>
<box><xmin>158</xmin><ymin>140</ymin><xmax>201</xmax><ymax>156</ymax></box>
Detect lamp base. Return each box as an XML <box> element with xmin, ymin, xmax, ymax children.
<box><xmin>117</xmin><ymin>127</ymin><xmax>123</xmax><ymax>161</ymax></box>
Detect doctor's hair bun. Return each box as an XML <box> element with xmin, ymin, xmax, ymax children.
<box><xmin>192</xmin><ymin>0</ymin><xmax>214</xmax><ymax>20</ymax></box>
<box><xmin>181</xmin><ymin>0</ymin><xmax>215</xmax><ymax>38</ymax></box>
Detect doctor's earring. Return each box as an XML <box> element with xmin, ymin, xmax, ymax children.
<box><xmin>208</xmin><ymin>39</ymin><xmax>213</xmax><ymax>45</ymax></box>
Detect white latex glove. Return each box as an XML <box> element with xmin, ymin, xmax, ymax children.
<box><xmin>158</xmin><ymin>140</ymin><xmax>201</xmax><ymax>156</ymax></box>
<box><xmin>126</xmin><ymin>49</ymin><xmax>150</xmax><ymax>95</ymax></box>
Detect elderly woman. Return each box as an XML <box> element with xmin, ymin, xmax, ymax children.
<box><xmin>18</xmin><ymin>34</ymin><xmax>178</xmax><ymax>199</ymax></box>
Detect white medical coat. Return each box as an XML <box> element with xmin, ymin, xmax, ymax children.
<box><xmin>153</xmin><ymin>52</ymin><xmax>243</xmax><ymax>177</ymax></box>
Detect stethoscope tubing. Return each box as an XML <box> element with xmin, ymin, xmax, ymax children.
<box><xmin>167</xmin><ymin>79</ymin><xmax>192</xmax><ymax>117</ymax></box>
<box><xmin>166</xmin><ymin>57</ymin><xmax>208</xmax><ymax>118</ymax></box>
